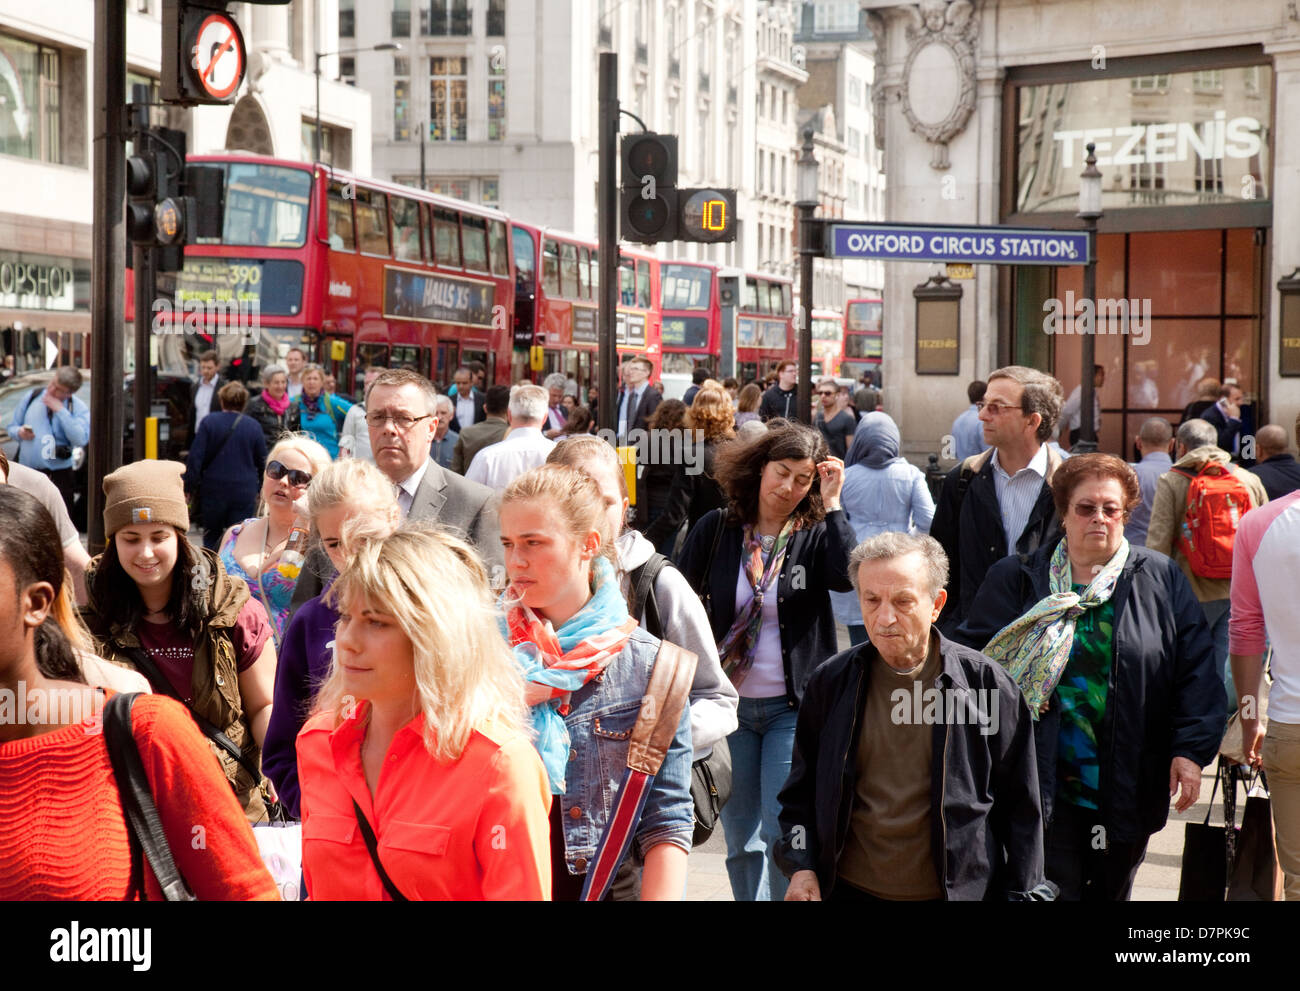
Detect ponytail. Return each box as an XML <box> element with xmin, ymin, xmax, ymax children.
<box><xmin>34</xmin><ymin>616</ymin><xmax>81</xmax><ymax>682</ymax></box>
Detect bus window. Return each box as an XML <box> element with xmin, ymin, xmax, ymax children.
<box><xmin>757</xmin><ymin>281</ymin><xmax>773</xmax><ymax>315</ymax></box>
<box><xmin>542</xmin><ymin>239</ymin><xmax>560</xmax><ymax>295</ymax></box>
<box><xmin>512</xmin><ymin>226</ymin><xmax>536</xmax><ymax>290</ymax></box>
<box><xmin>768</xmin><ymin>283</ymin><xmax>784</xmax><ymax>315</ymax></box>
<box><xmin>327</xmin><ymin>183</ymin><xmax>355</xmax><ymax>250</ymax></box>
<box><xmin>781</xmin><ymin>285</ymin><xmax>792</xmax><ymax>316</ymax></box>
<box><xmin>433</xmin><ymin>207</ymin><xmax>461</xmax><ymax>266</ymax></box>
<box><xmin>218</xmin><ymin>163</ymin><xmax>312</xmax><ymax>247</ymax></box>
<box><xmin>488</xmin><ymin>220</ymin><xmax>510</xmax><ymax>277</ymax></box>
<box><xmin>560</xmin><ymin>242</ymin><xmax>579</xmax><ymax>298</ymax></box>
<box><xmin>355</xmin><ymin>189</ymin><xmax>390</xmax><ymax>255</ymax></box>
<box><xmin>577</xmin><ymin>247</ymin><xmax>591</xmax><ymax>299</ymax></box>
<box><xmin>462</xmin><ymin>214</ymin><xmax>489</xmax><ymax>272</ymax></box>
<box><xmin>391</xmin><ymin>196</ymin><xmax>422</xmax><ymax>261</ymax></box>
<box><xmin>618</xmin><ymin>259</ymin><xmax>635</xmax><ymax>306</ymax></box>
<box><xmin>636</xmin><ymin>261</ymin><xmax>651</xmax><ymax>310</ymax></box>
<box><xmin>590</xmin><ymin>249</ymin><xmax>599</xmax><ymax>294</ymax></box>
<box><xmin>743</xmin><ymin>277</ymin><xmax>758</xmax><ymax>312</ymax></box>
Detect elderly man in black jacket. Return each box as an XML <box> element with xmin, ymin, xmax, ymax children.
<box><xmin>777</xmin><ymin>532</ymin><xmax>1048</xmax><ymax>902</ymax></box>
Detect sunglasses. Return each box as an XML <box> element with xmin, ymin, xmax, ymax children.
<box><xmin>266</xmin><ymin>460</ymin><xmax>313</xmax><ymax>487</ymax></box>
<box><xmin>1071</xmin><ymin>501</ymin><xmax>1124</xmax><ymax>521</ymax></box>
<box><xmin>817</xmin><ymin>390</ymin><xmax>835</xmax><ymax>396</ymax></box>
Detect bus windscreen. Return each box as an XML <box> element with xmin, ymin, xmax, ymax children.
<box><xmin>847</xmin><ymin>300</ymin><xmax>882</xmax><ymax>334</ymax></box>
<box><xmin>204</xmin><ymin>164</ymin><xmax>313</xmax><ymax>248</ymax></box>
<box><xmin>660</xmin><ymin>264</ymin><xmax>712</xmax><ymax>310</ymax></box>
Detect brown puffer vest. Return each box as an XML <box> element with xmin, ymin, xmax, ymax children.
<box><xmin>83</xmin><ymin>547</ymin><xmax>268</xmax><ymax>824</ymax></box>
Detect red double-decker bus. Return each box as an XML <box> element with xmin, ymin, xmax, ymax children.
<box><xmin>147</xmin><ymin>154</ymin><xmax>516</xmax><ymax>397</ymax></box>
<box><xmin>842</xmin><ymin>297</ymin><xmax>883</xmax><ymax>385</ymax></box>
<box><xmin>810</xmin><ymin>308</ymin><xmax>844</xmax><ymax>379</ymax></box>
<box><xmin>509</xmin><ymin>221</ymin><xmax>661</xmax><ymax>396</ymax></box>
<box><xmin>658</xmin><ymin>262</ymin><xmax>795</xmax><ymax>395</ymax></box>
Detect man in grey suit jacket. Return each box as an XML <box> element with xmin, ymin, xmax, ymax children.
<box><xmin>290</xmin><ymin>370</ymin><xmax>502</xmax><ymax>613</ymax></box>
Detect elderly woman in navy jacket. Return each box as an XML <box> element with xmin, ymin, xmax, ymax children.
<box><xmin>677</xmin><ymin>420</ymin><xmax>854</xmax><ymax>902</ymax></box>
<box><xmin>955</xmin><ymin>453</ymin><xmax>1224</xmax><ymax>901</ymax></box>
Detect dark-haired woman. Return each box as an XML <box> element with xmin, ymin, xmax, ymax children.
<box><xmin>0</xmin><ymin>485</ymin><xmax>277</xmax><ymax>899</ymax></box>
<box><xmin>677</xmin><ymin>421</ymin><xmax>854</xmax><ymax>901</ymax></box>
<box><xmin>955</xmin><ymin>453</ymin><xmax>1224</xmax><ymax>901</ymax></box>
<box><xmin>640</xmin><ymin>398</ymin><xmax>688</xmax><ymax>540</ymax></box>
<box><xmin>81</xmin><ymin>460</ymin><xmax>279</xmax><ymax>824</ymax></box>
<box><xmin>645</xmin><ymin>386</ymin><xmax>735</xmax><ymax>559</ymax></box>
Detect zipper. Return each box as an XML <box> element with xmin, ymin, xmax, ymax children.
<box><xmin>938</xmin><ymin>698</ymin><xmax>950</xmax><ymax>898</ymax></box>
<box><xmin>830</xmin><ymin>664</ymin><xmax>866</xmax><ymax>873</ymax></box>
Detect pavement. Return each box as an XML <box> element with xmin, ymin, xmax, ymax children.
<box><xmin>683</xmin><ymin>626</ymin><xmax>1239</xmax><ymax>902</ymax></box>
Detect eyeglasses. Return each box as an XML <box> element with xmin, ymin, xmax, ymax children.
<box><xmin>1071</xmin><ymin>501</ymin><xmax>1124</xmax><ymax>521</ymax></box>
<box><xmin>365</xmin><ymin>411</ymin><xmax>433</xmax><ymax>431</ymax></box>
<box><xmin>974</xmin><ymin>400</ymin><xmax>1025</xmax><ymax>416</ymax></box>
<box><xmin>817</xmin><ymin>390</ymin><xmax>835</xmax><ymax>397</ymax></box>
<box><xmin>266</xmin><ymin>460</ymin><xmax>313</xmax><ymax>487</ymax></box>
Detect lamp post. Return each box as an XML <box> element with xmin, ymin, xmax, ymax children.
<box><xmin>796</xmin><ymin>126</ymin><xmax>820</xmax><ymax>426</ymax></box>
<box><xmin>1073</xmin><ymin>141</ymin><xmax>1103</xmax><ymax>454</ymax></box>
<box><xmin>314</xmin><ymin>43</ymin><xmax>401</xmax><ymax>163</ymax></box>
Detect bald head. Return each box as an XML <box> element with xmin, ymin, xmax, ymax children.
<box><xmin>1256</xmin><ymin>424</ymin><xmax>1288</xmax><ymax>460</ymax></box>
<box><xmin>1137</xmin><ymin>417</ymin><xmax>1172</xmax><ymax>451</ymax></box>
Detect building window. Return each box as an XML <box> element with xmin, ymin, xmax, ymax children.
<box><xmin>394</xmin><ymin>57</ymin><xmax>410</xmax><ymax>141</ymax></box>
<box><xmin>487</xmin><ymin>0</ymin><xmax>506</xmax><ymax>36</ymax></box>
<box><xmin>847</xmin><ymin>75</ymin><xmax>861</xmax><ymax>106</ymax></box>
<box><xmin>1128</xmin><ymin>121</ymin><xmax>1165</xmax><ymax>195</ymax></box>
<box><xmin>487</xmin><ymin>53</ymin><xmax>505</xmax><ymax>141</ymax></box>
<box><xmin>422</xmin><ymin>0</ymin><xmax>470</xmax><ymax>36</ymax></box>
<box><xmin>697</xmin><ymin>106</ymin><xmax>708</xmax><ymax>177</ymax></box>
<box><xmin>430</xmin><ymin>57</ymin><xmax>467</xmax><ymax>141</ymax></box>
<box><xmin>1130</xmin><ymin>74</ymin><xmax>1170</xmax><ymax>92</ymax></box>
<box><xmin>1192</xmin><ymin>69</ymin><xmax>1223</xmax><ymax>93</ymax></box>
<box><xmin>339</xmin><ymin>57</ymin><xmax>355</xmax><ymax>86</ymax></box>
<box><xmin>481</xmin><ymin>177</ymin><xmax>500</xmax><ymax>206</ymax></box>
<box><xmin>1195</xmin><ymin>149</ymin><xmax>1223</xmax><ymax>193</ymax></box>
<box><xmin>814</xmin><ymin>0</ymin><xmax>859</xmax><ymax>33</ymax></box>
<box><xmin>429</xmin><ymin>177</ymin><xmax>471</xmax><ymax>200</ymax></box>
<box><xmin>0</xmin><ymin>34</ymin><xmax>62</xmax><ymax>164</ymax></box>
<box><xmin>340</xmin><ymin>0</ymin><xmax>355</xmax><ymax>38</ymax></box>
<box><xmin>392</xmin><ymin>0</ymin><xmax>411</xmax><ymax>36</ymax></box>
<box><xmin>846</xmin><ymin>126</ymin><xmax>860</xmax><ymax>157</ymax></box>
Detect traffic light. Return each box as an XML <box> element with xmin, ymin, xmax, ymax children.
<box><xmin>678</xmin><ymin>188</ymin><xmax>737</xmax><ymax>243</ymax></box>
<box><xmin>124</xmin><ymin>124</ymin><xmax>212</xmax><ymax>271</ymax></box>
<box><xmin>621</xmin><ymin>133</ymin><xmax>678</xmax><ymax>243</ymax></box>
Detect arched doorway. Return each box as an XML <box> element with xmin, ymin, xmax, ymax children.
<box><xmin>224</xmin><ymin>96</ymin><xmax>274</xmax><ymax>155</ymax></box>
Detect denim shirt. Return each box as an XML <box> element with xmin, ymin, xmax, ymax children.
<box><xmin>554</xmin><ymin>628</ymin><xmax>695</xmax><ymax>874</ymax></box>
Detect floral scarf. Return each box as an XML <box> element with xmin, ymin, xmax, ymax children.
<box><xmin>718</xmin><ymin>519</ymin><xmax>801</xmax><ymax>685</ymax></box>
<box><xmin>504</xmin><ymin>557</ymin><xmax>638</xmax><ymax>792</ymax></box>
<box><xmin>982</xmin><ymin>537</ymin><xmax>1130</xmax><ymax>717</ymax></box>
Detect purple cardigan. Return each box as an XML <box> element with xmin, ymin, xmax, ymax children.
<box><xmin>262</xmin><ymin>585</ymin><xmax>339</xmax><ymax>819</ymax></box>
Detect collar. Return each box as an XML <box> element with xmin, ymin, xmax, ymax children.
<box><xmin>327</xmin><ymin>700</ymin><xmax>428</xmax><ymax>796</ymax></box>
<box><xmin>1139</xmin><ymin>451</ymin><xmax>1172</xmax><ymax>465</ymax></box>
<box><xmin>506</xmin><ymin>425</ymin><xmax>546</xmax><ymax>440</ymax></box>
<box><xmin>397</xmin><ymin>458</ymin><xmax>432</xmax><ymax>500</ymax></box>
<box><xmin>991</xmin><ymin>443</ymin><xmax>1048</xmax><ymax>480</ymax></box>
<box><xmin>200</xmin><ymin>374</ymin><xmax>219</xmax><ymax>387</ymax></box>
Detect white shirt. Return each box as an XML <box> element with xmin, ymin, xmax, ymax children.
<box><xmin>465</xmin><ymin>426</ymin><xmax>556</xmax><ymax>491</ymax></box>
<box><xmin>991</xmin><ymin>444</ymin><xmax>1049</xmax><ymax>555</ymax></box>
<box><xmin>338</xmin><ymin>405</ymin><xmax>372</xmax><ymax>462</ymax></box>
<box><xmin>394</xmin><ymin>458</ymin><xmax>432</xmax><ymax>517</ymax></box>
<box><xmin>618</xmin><ymin>387</ymin><xmax>642</xmax><ymax>442</ymax></box>
<box><xmin>1061</xmin><ymin>384</ymin><xmax>1101</xmax><ymax>433</ymax></box>
<box><xmin>455</xmin><ymin>392</ymin><xmax>476</xmax><ymax>429</ymax></box>
<box><xmin>194</xmin><ymin>374</ymin><xmax>219</xmax><ymax>430</ymax></box>
<box><xmin>287</xmin><ymin>376</ymin><xmax>303</xmax><ymax>400</ymax></box>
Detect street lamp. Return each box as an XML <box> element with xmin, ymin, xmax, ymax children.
<box><xmin>314</xmin><ymin>43</ymin><xmax>402</xmax><ymax>163</ymax></box>
<box><xmin>1073</xmin><ymin>141</ymin><xmax>1103</xmax><ymax>454</ymax></box>
<box><xmin>796</xmin><ymin>126</ymin><xmax>820</xmax><ymax>426</ymax></box>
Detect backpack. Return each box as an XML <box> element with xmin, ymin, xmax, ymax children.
<box><xmin>1171</xmin><ymin>462</ymin><xmax>1252</xmax><ymax>579</ymax></box>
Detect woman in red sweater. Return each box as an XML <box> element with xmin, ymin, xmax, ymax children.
<box><xmin>0</xmin><ymin>485</ymin><xmax>277</xmax><ymax>900</ymax></box>
<box><xmin>297</xmin><ymin>526</ymin><xmax>551</xmax><ymax>900</ymax></box>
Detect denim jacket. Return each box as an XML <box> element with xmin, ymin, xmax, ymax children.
<box><xmin>555</xmin><ymin>628</ymin><xmax>695</xmax><ymax>875</ymax></box>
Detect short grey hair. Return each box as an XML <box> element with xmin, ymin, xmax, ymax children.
<box><xmin>54</xmin><ymin>366</ymin><xmax>83</xmax><ymax>392</ymax></box>
<box><xmin>434</xmin><ymin>395</ymin><xmax>454</xmax><ymax>417</ymax></box>
<box><xmin>509</xmin><ymin>384</ymin><xmax>549</xmax><ymax>424</ymax></box>
<box><xmin>260</xmin><ymin>363</ymin><xmax>287</xmax><ymax>384</ymax></box>
<box><xmin>848</xmin><ymin>532</ymin><xmax>949</xmax><ymax>600</ymax></box>
<box><xmin>1176</xmin><ymin>417</ymin><xmax>1219</xmax><ymax>452</ymax></box>
<box><xmin>543</xmin><ymin>372</ymin><xmax>568</xmax><ymax>392</ymax></box>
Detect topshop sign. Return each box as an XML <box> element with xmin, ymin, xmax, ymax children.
<box><xmin>0</xmin><ymin>252</ymin><xmax>84</xmax><ymax>311</ymax></box>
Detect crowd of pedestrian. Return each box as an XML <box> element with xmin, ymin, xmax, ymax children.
<box><xmin>8</xmin><ymin>343</ymin><xmax>1300</xmax><ymax>907</ymax></box>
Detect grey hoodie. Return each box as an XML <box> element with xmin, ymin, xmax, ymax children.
<box><xmin>617</xmin><ymin>528</ymin><xmax>739</xmax><ymax>755</ymax></box>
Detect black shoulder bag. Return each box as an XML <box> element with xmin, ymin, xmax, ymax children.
<box><xmin>103</xmin><ymin>692</ymin><xmax>197</xmax><ymax>901</ymax></box>
<box><xmin>351</xmin><ymin>799</ymin><xmax>411</xmax><ymax>901</ymax></box>
<box><xmin>627</xmin><ymin>548</ymin><xmax>732</xmax><ymax>847</ymax></box>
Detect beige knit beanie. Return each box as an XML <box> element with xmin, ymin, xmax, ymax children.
<box><xmin>103</xmin><ymin>460</ymin><xmax>189</xmax><ymax>538</ymax></box>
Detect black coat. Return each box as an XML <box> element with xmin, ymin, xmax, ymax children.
<box><xmin>952</xmin><ymin>539</ymin><xmax>1226</xmax><ymax>844</ymax></box>
<box><xmin>759</xmin><ymin>384</ymin><xmax>797</xmax><ymax>422</ymax></box>
<box><xmin>928</xmin><ymin>447</ymin><xmax>1062</xmax><ymax>636</ymax></box>
<box><xmin>775</xmin><ymin>634</ymin><xmax>1046</xmax><ymax>900</ymax></box>
<box><xmin>1201</xmin><ymin>403</ymin><xmax>1244</xmax><ymax>453</ymax></box>
<box><xmin>246</xmin><ymin>393</ymin><xmax>300</xmax><ymax>450</ymax></box>
<box><xmin>448</xmin><ymin>388</ymin><xmax>487</xmax><ymax>433</ymax></box>
<box><xmin>677</xmin><ymin>506</ymin><xmax>855</xmax><ymax>707</ymax></box>
<box><xmin>1250</xmin><ymin>453</ymin><xmax>1300</xmax><ymax>501</ymax></box>
<box><xmin>643</xmin><ymin>438</ymin><xmax>727</xmax><ymax>549</ymax></box>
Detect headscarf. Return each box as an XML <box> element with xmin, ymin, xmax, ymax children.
<box><xmin>845</xmin><ymin>411</ymin><xmax>904</xmax><ymax>469</ymax></box>
<box><xmin>982</xmin><ymin>537</ymin><xmax>1130</xmax><ymax>717</ymax></box>
<box><xmin>503</xmin><ymin>556</ymin><xmax>638</xmax><ymax>792</ymax></box>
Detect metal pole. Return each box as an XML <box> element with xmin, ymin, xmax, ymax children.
<box><xmin>597</xmin><ymin>52</ymin><xmax>618</xmax><ymax>438</ymax></box>
<box><xmin>133</xmin><ymin>242</ymin><xmax>154</xmax><ymax>462</ymax></box>
<box><xmin>1075</xmin><ymin>217</ymin><xmax>1098</xmax><ymax>452</ymax></box>
<box><xmin>89</xmin><ymin>0</ymin><xmax>127</xmax><ymax>553</ymax></box>
<box><xmin>314</xmin><ymin>53</ymin><xmax>321</xmax><ymax>162</ymax></box>
<box><xmin>419</xmin><ymin>120</ymin><xmax>426</xmax><ymax>188</ymax></box>
<box><xmin>798</xmin><ymin>203</ymin><xmax>815</xmax><ymax>425</ymax></box>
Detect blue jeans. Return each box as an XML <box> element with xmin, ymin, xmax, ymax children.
<box><xmin>722</xmin><ymin>695</ymin><xmax>798</xmax><ymax>901</ymax></box>
<box><xmin>1202</xmin><ymin>598</ymin><xmax>1235</xmax><ymax>717</ymax></box>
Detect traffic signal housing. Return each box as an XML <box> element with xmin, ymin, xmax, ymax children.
<box><xmin>621</xmin><ymin>133</ymin><xmax>678</xmax><ymax>243</ymax></box>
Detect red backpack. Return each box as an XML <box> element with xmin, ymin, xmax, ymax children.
<box><xmin>1171</xmin><ymin>462</ymin><xmax>1252</xmax><ymax>579</ymax></box>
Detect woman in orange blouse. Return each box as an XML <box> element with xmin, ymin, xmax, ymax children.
<box><xmin>297</xmin><ymin>525</ymin><xmax>551</xmax><ymax>900</ymax></box>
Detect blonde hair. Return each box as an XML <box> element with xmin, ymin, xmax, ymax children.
<box><xmin>500</xmin><ymin>464</ymin><xmax>617</xmax><ymax>574</ymax></box>
<box><xmin>260</xmin><ymin>433</ymin><xmax>333</xmax><ymax>515</ymax></box>
<box><xmin>50</xmin><ymin>571</ymin><xmax>92</xmax><ymax>653</ymax></box>
<box><xmin>686</xmin><ymin>386</ymin><xmax>737</xmax><ymax>442</ymax></box>
<box><xmin>306</xmin><ymin>458</ymin><xmax>401</xmax><ymax>561</ymax></box>
<box><xmin>314</xmin><ymin>525</ymin><xmax>529</xmax><ymax>761</ymax></box>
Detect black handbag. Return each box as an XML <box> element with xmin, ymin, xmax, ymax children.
<box><xmin>103</xmin><ymin>692</ymin><xmax>198</xmax><ymax>901</ymax></box>
<box><xmin>691</xmin><ymin>738</ymin><xmax>732</xmax><ymax>846</ymax></box>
